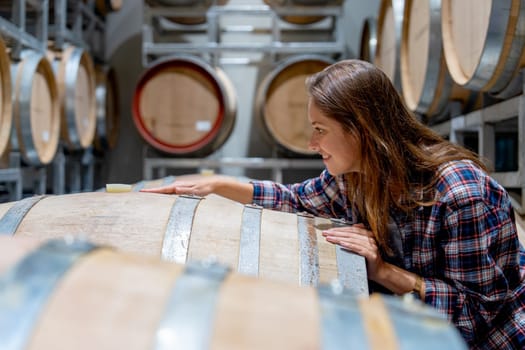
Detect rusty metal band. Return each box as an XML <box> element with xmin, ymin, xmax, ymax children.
<box><xmin>155</xmin><ymin>261</ymin><xmax>229</xmax><ymax>350</ymax></box>
<box><xmin>297</xmin><ymin>213</ymin><xmax>320</xmax><ymax>286</ymax></box>
<box><xmin>0</xmin><ymin>238</ymin><xmax>98</xmax><ymax>350</ymax></box>
<box><xmin>237</xmin><ymin>204</ymin><xmax>262</xmax><ymax>276</ymax></box>
<box><xmin>161</xmin><ymin>195</ymin><xmax>203</xmax><ymax>264</ymax></box>
<box><xmin>0</xmin><ymin>195</ymin><xmax>46</xmax><ymax>235</ymax></box>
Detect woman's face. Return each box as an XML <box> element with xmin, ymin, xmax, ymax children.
<box><xmin>308</xmin><ymin>99</ymin><xmax>361</xmax><ymax>175</ymax></box>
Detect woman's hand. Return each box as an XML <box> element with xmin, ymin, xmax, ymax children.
<box><xmin>322</xmin><ymin>223</ymin><xmax>386</xmax><ymax>282</ymax></box>
<box><xmin>140</xmin><ymin>175</ymin><xmax>255</xmax><ymax>204</ymax></box>
<box><xmin>139</xmin><ymin>175</ymin><xmax>224</xmax><ymax>196</ymax></box>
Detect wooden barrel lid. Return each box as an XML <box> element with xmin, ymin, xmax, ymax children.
<box><xmin>256</xmin><ymin>55</ymin><xmax>332</xmax><ymax>156</ymax></box>
<box><xmin>11</xmin><ymin>51</ymin><xmax>60</xmax><ymax>166</ymax></box>
<box><xmin>441</xmin><ymin>0</ymin><xmax>525</xmax><ymax>92</ymax></box>
<box><xmin>132</xmin><ymin>56</ymin><xmax>236</xmax><ymax>156</ymax></box>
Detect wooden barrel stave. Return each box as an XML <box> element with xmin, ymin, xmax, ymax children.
<box><xmin>0</xmin><ymin>236</ymin><xmax>469</xmax><ymax>350</ymax></box>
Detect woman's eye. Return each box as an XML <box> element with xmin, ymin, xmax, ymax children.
<box><xmin>315</xmin><ymin>127</ymin><xmax>324</xmax><ymax>135</ymax></box>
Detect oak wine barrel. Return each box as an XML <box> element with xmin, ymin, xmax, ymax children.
<box><xmin>0</xmin><ymin>34</ymin><xmax>11</xmax><ymax>159</ymax></box>
<box><xmin>400</xmin><ymin>0</ymin><xmax>479</xmax><ymax>121</ymax></box>
<box><xmin>49</xmin><ymin>45</ymin><xmax>97</xmax><ymax>150</ymax></box>
<box><xmin>10</xmin><ymin>50</ymin><xmax>60</xmax><ymax>166</ymax></box>
<box><xmin>0</xmin><ymin>191</ymin><xmax>367</xmax><ymax>292</ymax></box>
<box><xmin>94</xmin><ymin>65</ymin><xmax>120</xmax><ymax>151</ymax></box>
<box><xmin>132</xmin><ymin>55</ymin><xmax>237</xmax><ymax>157</ymax></box>
<box><xmin>255</xmin><ymin>55</ymin><xmax>332</xmax><ymax>156</ymax></box>
<box><xmin>0</xmin><ymin>236</ymin><xmax>468</xmax><ymax>350</ymax></box>
<box><xmin>441</xmin><ymin>0</ymin><xmax>525</xmax><ymax>93</ymax></box>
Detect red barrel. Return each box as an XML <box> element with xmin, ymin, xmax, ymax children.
<box><xmin>132</xmin><ymin>56</ymin><xmax>236</xmax><ymax>157</ymax></box>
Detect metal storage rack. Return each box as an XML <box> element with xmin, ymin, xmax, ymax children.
<box><xmin>0</xmin><ymin>0</ymin><xmax>106</xmax><ymax>199</ymax></box>
<box><xmin>141</xmin><ymin>0</ymin><xmax>345</xmax><ymax>181</ymax></box>
<box><xmin>142</xmin><ymin>0</ymin><xmax>346</xmax><ymax>66</ymax></box>
<box><xmin>431</xmin><ymin>86</ymin><xmax>525</xmax><ymax>214</ymax></box>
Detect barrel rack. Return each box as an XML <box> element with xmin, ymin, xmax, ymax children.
<box><xmin>0</xmin><ymin>0</ymin><xmax>107</xmax><ymax>201</ymax></box>
<box><xmin>142</xmin><ymin>0</ymin><xmax>346</xmax><ymax>66</ymax></box>
<box><xmin>141</xmin><ymin>0</ymin><xmax>344</xmax><ymax>181</ymax></box>
<box><xmin>430</xmin><ymin>79</ymin><xmax>525</xmax><ymax>214</ymax></box>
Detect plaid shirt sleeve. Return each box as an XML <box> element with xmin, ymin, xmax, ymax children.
<box><xmin>250</xmin><ymin>169</ymin><xmax>349</xmax><ymax>219</ymax></box>
<box><xmin>420</xmin><ymin>161</ymin><xmax>524</xmax><ymax>346</ymax></box>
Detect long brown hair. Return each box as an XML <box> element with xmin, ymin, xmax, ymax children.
<box><xmin>306</xmin><ymin>59</ymin><xmax>487</xmax><ymax>252</ymax></box>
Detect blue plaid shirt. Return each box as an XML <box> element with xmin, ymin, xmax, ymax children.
<box><xmin>252</xmin><ymin>160</ymin><xmax>525</xmax><ymax>349</ymax></box>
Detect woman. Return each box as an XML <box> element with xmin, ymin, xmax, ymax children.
<box><xmin>141</xmin><ymin>59</ymin><xmax>525</xmax><ymax>349</ymax></box>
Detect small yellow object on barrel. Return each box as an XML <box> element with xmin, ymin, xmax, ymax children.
<box><xmin>105</xmin><ymin>183</ymin><xmax>132</xmax><ymax>193</ymax></box>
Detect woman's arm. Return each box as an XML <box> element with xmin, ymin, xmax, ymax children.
<box><xmin>140</xmin><ymin>175</ymin><xmax>254</xmax><ymax>204</ymax></box>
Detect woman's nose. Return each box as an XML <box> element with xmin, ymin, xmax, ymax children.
<box><xmin>308</xmin><ymin>134</ymin><xmax>319</xmax><ymax>152</ymax></box>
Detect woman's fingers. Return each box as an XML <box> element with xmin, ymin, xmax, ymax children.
<box><xmin>139</xmin><ymin>181</ymin><xmax>199</xmax><ymax>195</ymax></box>
<box><xmin>140</xmin><ymin>185</ymin><xmax>177</xmax><ymax>194</ymax></box>
<box><xmin>323</xmin><ymin>223</ymin><xmax>378</xmax><ymax>256</ymax></box>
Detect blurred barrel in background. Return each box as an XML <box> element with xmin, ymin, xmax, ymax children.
<box><xmin>49</xmin><ymin>45</ymin><xmax>97</xmax><ymax>151</ymax></box>
<box><xmin>441</xmin><ymin>0</ymin><xmax>525</xmax><ymax>94</ymax></box>
<box><xmin>255</xmin><ymin>55</ymin><xmax>332</xmax><ymax>156</ymax></box>
<box><xmin>0</xmin><ymin>236</ymin><xmax>468</xmax><ymax>350</ymax></box>
<box><xmin>359</xmin><ymin>17</ymin><xmax>377</xmax><ymax>62</ymax></box>
<box><xmin>93</xmin><ymin>0</ymin><xmax>123</xmax><ymax>16</ymax></box>
<box><xmin>400</xmin><ymin>0</ymin><xmax>479</xmax><ymax>122</ymax></box>
<box><xmin>11</xmin><ymin>50</ymin><xmax>60</xmax><ymax>166</ymax></box>
<box><xmin>132</xmin><ymin>55</ymin><xmax>237</xmax><ymax>157</ymax></box>
<box><xmin>263</xmin><ymin>0</ymin><xmax>343</xmax><ymax>25</ymax></box>
<box><xmin>146</xmin><ymin>0</ymin><xmax>228</xmax><ymax>25</ymax></box>
<box><xmin>93</xmin><ymin>65</ymin><xmax>120</xmax><ymax>152</ymax></box>
<box><xmin>0</xmin><ymin>35</ymin><xmax>11</xmax><ymax>160</ymax></box>
<box><xmin>375</xmin><ymin>0</ymin><xmax>405</xmax><ymax>90</ymax></box>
